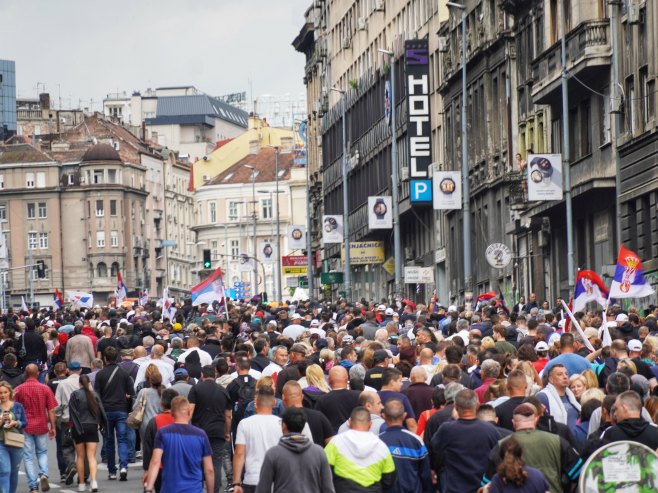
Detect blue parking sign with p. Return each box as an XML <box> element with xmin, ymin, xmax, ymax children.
<box><xmin>410</xmin><ymin>179</ymin><xmax>433</xmax><ymax>203</ymax></box>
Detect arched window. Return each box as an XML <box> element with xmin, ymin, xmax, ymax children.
<box><xmin>97</xmin><ymin>262</ymin><xmax>107</xmax><ymax>278</ymax></box>
<box><xmin>111</xmin><ymin>262</ymin><xmax>120</xmax><ymax>277</ymax></box>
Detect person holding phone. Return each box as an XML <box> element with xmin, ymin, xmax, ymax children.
<box><xmin>0</xmin><ymin>381</ymin><xmax>28</xmax><ymax>493</ymax></box>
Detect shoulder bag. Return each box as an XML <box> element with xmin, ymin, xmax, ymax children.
<box><xmin>126</xmin><ymin>391</ymin><xmax>146</xmax><ymax>429</ymax></box>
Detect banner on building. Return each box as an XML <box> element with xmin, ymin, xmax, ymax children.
<box><xmin>405</xmin><ymin>38</ymin><xmax>433</xmax><ymax>206</ymax></box>
<box><xmin>238</xmin><ymin>253</ymin><xmax>254</xmax><ymax>272</ymax></box>
<box><xmin>433</xmin><ymin>171</ymin><xmax>462</xmax><ymax>210</ymax></box>
<box><xmin>322</xmin><ymin>215</ymin><xmax>343</xmax><ymax>244</ymax></box>
<box><xmin>368</xmin><ymin>197</ymin><xmax>393</xmax><ymax>229</ymax></box>
<box><xmin>260</xmin><ymin>241</ymin><xmax>275</xmax><ymax>264</ymax></box>
<box><xmin>340</xmin><ymin>241</ymin><xmax>385</xmax><ymax>265</ymax></box>
<box><xmin>288</xmin><ymin>225</ymin><xmax>306</xmax><ymax>250</ymax></box>
<box><xmin>526</xmin><ymin>154</ymin><xmax>563</xmax><ymax>201</ymax></box>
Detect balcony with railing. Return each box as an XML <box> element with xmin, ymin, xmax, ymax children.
<box><xmin>505</xmin><ymin>171</ymin><xmax>529</xmax><ymax>210</ymax></box>
<box><xmin>531</xmin><ymin>20</ymin><xmax>610</xmax><ymax>104</ymax></box>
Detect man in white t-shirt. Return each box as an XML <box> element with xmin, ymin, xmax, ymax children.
<box><xmin>233</xmin><ymin>389</ymin><xmax>282</xmax><ymax>493</ymax></box>
<box><xmin>261</xmin><ymin>346</ymin><xmax>289</xmax><ymax>379</ymax></box>
<box><xmin>176</xmin><ymin>336</ymin><xmax>213</xmax><ymax>367</ymax></box>
<box><xmin>282</xmin><ymin>313</ymin><xmax>306</xmax><ymax>341</ymax></box>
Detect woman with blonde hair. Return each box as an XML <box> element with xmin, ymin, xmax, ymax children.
<box><xmin>568</xmin><ymin>374</ymin><xmax>588</xmax><ymax>402</ymax></box>
<box><xmin>0</xmin><ymin>381</ymin><xmax>27</xmax><ymax>493</ymax></box>
<box><xmin>581</xmin><ymin>369</ymin><xmax>599</xmax><ymax>390</ymax></box>
<box><xmin>515</xmin><ymin>361</ymin><xmax>541</xmax><ymax>395</ymax></box>
<box><xmin>302</xmin><ymin>364</ymin><xmax>330</xmax><ymax>408</ymax></box>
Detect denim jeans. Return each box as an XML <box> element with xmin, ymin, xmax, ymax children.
<box><xmin>0</xmin><ymin>440</ymin><xmax>23</xmax><ymax>493</ymax></box>
<box><xmin>23</xmin><ymin>433</ymin><xmax>49</xmax><ymax>490</ymax></box>
<box><xmin>105</xmin><ymin>411</ymin><xmax>129</xmax><ymax>474</ymax></box>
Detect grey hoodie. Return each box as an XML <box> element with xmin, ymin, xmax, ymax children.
<box><xmin>255</xmin><ymin>433</ymin><xmax>335</xmax><ymax>493</ymax></box>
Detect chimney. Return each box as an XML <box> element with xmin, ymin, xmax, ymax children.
<box><xmin>39</xmin><ymin>93</ymin><xmax>51</xmax><ymax>110</ymax></box>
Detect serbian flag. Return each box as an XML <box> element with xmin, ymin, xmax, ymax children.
<box><xmin>116</xmin><ymin>272</ymin><xmax>128</xmax><ymax>304</ymax></box>
<box><xmin>159</xmin><ymin>287</ymin><xmax>177</xmax><ymax>322</ymax></box>
<box><xmin>609</xmin><ymin>245</ymin><xmax>655</xmax><ymax>299</ymax></box>
<box><xmin>54</xmin><ymin>289</ymin><xmax>64</xmax><ymax>309</ymax></box>
<box><xmin>496</xmin><ymin>285</ymin><xmax>510</xmax><ymax>315</ymax></box>
<box><xmin>191</xmin><ymin>267</ymin><xmax>225</xmax><ymax>306</ymax></box>
<box><xmin>67</xmin><ymin>290</ymin><xmax>94</xmax><ymax>308</ymax></box>
<box><xmin>476</xmin><ymin>291</ymin><xmax>496</xmax><ymax>304</ymax></box>
<box><xmin>572</xmin><ymin>270</ymin><xmax>609</xmax><ymax>312</ymax></box>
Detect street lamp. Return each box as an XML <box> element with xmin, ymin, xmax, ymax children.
<box><xmin>330</xmin><ymin>87</ymin><xmax>351</xmax><ymax>301</ymax></box>
<box><xmin>244</xmin><ymin>165</ymin><xmax>259</xmax><ymax>293</ymax></box>
<box><xmin>446</xmin><ymin>1</ymin><xmax>471</xmax><ymax>293</ymax></box>
<box><xmin>378</xmin><ymin>48</ymin><xmax>402</xmax><ymax>297</ymax></box>
<box><xmin>258</xmin><ymin>189</ymin><xmax>284</xmax><ymax>301</ymax></box>
<box><xmin>266</xmin><ymin>146</ymin><xmax>284</xmax><ymax>302</ymax></box>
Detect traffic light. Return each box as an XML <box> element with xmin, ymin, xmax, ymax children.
<box><xmin>36</xmin><ymin>260</ymin><xmax>46</xmax><ymax>279</ymax></box>
<box><xmin>202</xmin><ymin>249</ymin><xmax>212</xmax><ymax>269</ymax></box>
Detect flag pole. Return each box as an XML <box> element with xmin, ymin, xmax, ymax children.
<box><xmin>560</xmin><ymin>300</ymin><xmax>595</xmax><ymax>353</ymax></box>
<box><xmin>598</xmin><ymin>289</ymin><xmax>613</xmax><ymax>347</ymax></box>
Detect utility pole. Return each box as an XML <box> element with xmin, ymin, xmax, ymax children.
<box><xmin>560</xmin><ymin>0</ymin><xmax>575</xmax><ymax>289</ymax></box>
<box><xmin>609</xmin><ymin>0</ymin><xmax>622</xmax><ymax>245</ymax></box>
<box><xmin>28</xmin><ymin>247</ymin><xmax>34</xmax><ymax>306</ymax></box>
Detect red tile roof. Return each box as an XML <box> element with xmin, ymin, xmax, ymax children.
<box><xmin>206</xmin><ymin>146</ymin><xmax>298</xmax><ymax>186</ymax></box>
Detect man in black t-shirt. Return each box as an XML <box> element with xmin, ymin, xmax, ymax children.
<box><xmin>364</xmin><ymin>350</ymin><xmax>390</xmax><ymax>391</ymax></box>
<box><xmin>315</xmin><ymin>366</ymin><xmax>360</xmax><ymax>433</ymax></box>
<box><xmin>96</xmin><ymin>326</ymin><xmax>117</xmax><ymax>358</ymax></box>
<box><xmin>188</xmin><ymin>365</ymin><xmax>231</xmax><ymax>493</ymax></box>
<box><xmin>281</xmin><ymin>380</ymin><xmax>334</xmax><ymax>445</ymax></box>
<box><xmin>495</xmin><ymin>369</ymin><xmax>528</xmax><ymax>431</ymax></box>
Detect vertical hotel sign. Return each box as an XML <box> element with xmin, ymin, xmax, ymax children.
<box><xmin>406</xmin><ymin>39</ymin><xmax>432</xmax><ymax>205</ymax></box>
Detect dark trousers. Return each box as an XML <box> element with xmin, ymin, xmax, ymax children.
<box><xmin>209</xmin><ymin>438</ymin><xmax>225</xmax><ymax>493</ymax></box>
<box><xmin>58</xmin><ymin>423</ymin><xmax>76</xmax><ymax>471</ymax></box>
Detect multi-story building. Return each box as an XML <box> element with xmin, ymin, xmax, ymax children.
<box><xmin>0</xmin><ymin>114</ymin><xmax>197</xmax><ymax>309</ymax></box>
<box><xmin>102</xmin><ymin>86</ymin><xmax>248</xmax><ymax>159</ymax></box>
<box><xmin>0</xmin><ymin>59</ymin><xmax>16</xmax><ymax>141</ymax></box>
<box><xmin>193</xmin><ymin>146</ymin><xmax>308</xmax><ymax>301</ymax></box>
<box><xmin>295</xmin><ymin>0</ymin><xmax>449</xmax><ymax>301</ymax></box>
<box><xmin>16</xmin><ymin>93</ymin><xmax>85</xmax><ymax>136</ymax></box>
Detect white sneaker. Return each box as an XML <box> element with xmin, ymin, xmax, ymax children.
<box><xmin>78</xmin><ymin>484</ymin><xmax>86</xmax><ymax>492</ymax></box>
<box><xmin>91</xmin><ymin>480</ymin><xmax>98</xmax><ymax>492</ymax></box>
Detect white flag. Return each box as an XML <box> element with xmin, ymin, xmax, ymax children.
<box><xmin>66</xmin><ymin>290</ymin><xmax>94</xmax><ymax>308</ymax></box>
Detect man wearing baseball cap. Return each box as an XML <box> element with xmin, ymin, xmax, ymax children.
<box><xmin>533</xmin><ymin>341</ymin><xmax>550</xmax><ymax>374</ymax></box>
<box><xmin>282</xmin><ymin>313</ymin><xmax>306</xmax><ymax>341</ymax></box>
<box><xmin>628</xmin><ymin>339</ymin><xmax>657</xmax><ymax>386</ymax></box>
<box><xmin>364</xmin><ymin>350</ymin><xmax>390</xmax><ymax>391</ymax></box>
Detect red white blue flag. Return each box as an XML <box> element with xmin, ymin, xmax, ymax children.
<box><xmin>116</xmin><ymin>272</ymin><xmax>128</xmax><ymax>304</ymax></box>
<box><xmin>191</xmin><ymin>267</ymin><xmax>225</xmax><ymax>306</ymax></box>
<box><xmin>54</xmin><ymin>288</ymin><xmax>64</xmax><ymax>309</ymax></box>
<box><xmin>573</xmin><ymin>270</ymin><xmax>609</xmax><ymax>312</ymax></box>
<box><xmin>609</xmin><ymin>245</ymin><xmax>655</xmax><ymax>299</ymax></box>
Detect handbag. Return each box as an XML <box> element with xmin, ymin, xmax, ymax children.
<box><xmin>126</xmin><ymin>392</ymin><xmax>146</xmax><ymax>429</ymax></box>
<box><xmin>3</xmin><ymin>430</ymin><xmax>25</xmax><ymax>448</ymax></box>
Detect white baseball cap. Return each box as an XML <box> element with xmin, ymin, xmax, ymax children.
<box><xmin>535</xmin><ymin>341</ymin><xmax>549</xmax><ymax>352</ymax></box>
<box><xmin>377</xmin><ymin>304</ymin><xmax>387</xmax><ymax>311</ymax></box>
<box><xmin>616</xmin><ymin>313</ymin><xmax>629</xmax><ymax>323</ymax></box>
<box><xmin>627</xmin><ymin>339</ymin><xmax>642</xmax><ymax>352</ymax></box>
<box><xmin>385</xmin><ymin>308</ymin><xmax>395</xmax><ymax>316</ymax></box>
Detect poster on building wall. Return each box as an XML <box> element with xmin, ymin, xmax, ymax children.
<box><xmin>287</xmin><ymin>225</ymin><xmax>306</xmax><ymax>250</ymax></box>
<box><xmin>340</xmin><ymin>241</ymin><xmax>385</xmax><ymax>265</ymax></box>
<box><xmin>260</xmin><ymin>241</ymin><xmax>275</xmax><ymax>264</ymax></box>
<box><xmin>238</xmin><ymin>253</ymin><xmax>254</xmax><ymax>272</ymax></box>
<box><xmin>432</xmin><ymin>171</ymin><xmax>462</xmax><ymax>210</ymax></box>
<box><xmin>322</xmin><ymin>215</ymin><xmax>343</xmax><ymax>244</ymax></box>
<box><xmin>405</xmin><ymin>38</ymin><xmax>433</xmax><ymax>206</ymax></box>
<box><xmin>526</xmin><ymin>154</ymin><xmax>563</xmax><ymax>201</ymax></box>
<box><xmin>368</xmin><ymin>196</ymin><xmax>393</xmax><ymax>229</ymax></box>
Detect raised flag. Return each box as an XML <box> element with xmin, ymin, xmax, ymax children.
<box><xmin>159</xmin><ymin>287</ymin><xmax>176</xmax><ymax>322</ymax></box>
<box><xmin>21</xmin><ymin>296</ymin><xmax>28</xmax><ymax>312</ymax></box>
<box><xmin>191</xmin><ymin>267</ymin><xmax>225</xmax><ymax>306</ymax></box>
<box><xmin>609</xmin><ymin>245</ymin><xmax>655</xmax><ymax>299</ymax></box>
<box><xmin>67</xmin><ymin>290</ymin><xmax>94</xmax><ymax>308</ymax></box>
<box><xmin>572</xmin><ymin>270</ymin><xmax>609</xmax><ymax>313</ymax></box>
<box><xmin>54</xmin><ymin>289</ymin><xmax>64</xmax><ymax>309</ymax></box>
<box><xmin>139</xmin><ymin>289</ymin><xmax>148</xmax><ymax>306</ymax></box>
<box><xmin>116</xmin><ymin>272</ymin><xmax>128</xmax><ymax>304</ymax></box>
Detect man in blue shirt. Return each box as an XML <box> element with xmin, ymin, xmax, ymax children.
<box><xmin>145</xmin><ymin>396</ymin><xmax>214</xmax><ymax>493</ymax></box>
<box><xmin>379</xmin><ymin>398</ymin><xmax>433</xmax><ymax>493</ymax></box>
<box><xmin>542</xmin><ymin>333</ymin><xmax>591</xmax><ymax>377</ymax></box>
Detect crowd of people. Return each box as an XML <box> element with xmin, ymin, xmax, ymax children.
<box><xmin>1</xmin><ymin>293</ymin><xmax>658</xmax><ymax>493</ymax></box>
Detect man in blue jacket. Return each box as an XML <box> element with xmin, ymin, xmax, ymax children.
<box><xmin>379</xmin><ymin>398</ymin><xmax>433</xmax><ymax>493</ymax></box>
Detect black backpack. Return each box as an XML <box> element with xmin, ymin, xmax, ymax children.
<box><xmin>232</xmin><ymin>375</ymin><xmax>256</xmax><ymax>423</ymax></box>
<box><xmin>184</xmin><ymin>350</ymin><xmax>202</xmax><ymax>379</ymax></box>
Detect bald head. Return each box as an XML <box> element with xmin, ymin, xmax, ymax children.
<box><xmin>328</xmin><ymin>366</ymin><xmax>349</xmax><ymax>389</ymax></box>
<box><xmin>383</xmin><ymin>398</ymin><xmax>406</xmax><ymax>424</ymax></box>
<box><xmin>25</xmin><ymin>364</ymin><xmax>39</xmax><ymax>379</ymax></box>
<box><xmin>410</xmin><ymin>366</ymin><xmax>428</xmax><ymax>383</ymax></box>
<box><xmin>133</xmin><ymin>346</ymin><xmax>146</xmax><ymax>359</ymax></box>
<box><xmin>419</xmin><ymin>348</ymin><xmax>433</xmax><ymax>364</ymax></box>
<box><xmin>282</xmin><ymin>381</ymin><xmax>303</xmax><ymax>408</ymax></box>
<box><xmin>151</xmin><ymin>345</ymin><xmax>164</xmax><ymax>359</ymax></box>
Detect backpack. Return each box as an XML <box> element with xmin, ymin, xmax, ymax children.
<box><xmin>233</xmin><ymin>375</ymin><xmax>256</xmax><ymax>423</ymax></box>
<box><xmin>184</xmin><ymin>349</ymin><xmax>202</xmax><ymax>379</ymax></box>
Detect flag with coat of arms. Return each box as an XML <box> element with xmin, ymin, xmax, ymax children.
<box><xmin>609</xmin><ymin>245</ymin><xmax>655</xmax><ymax>299</ymax></box>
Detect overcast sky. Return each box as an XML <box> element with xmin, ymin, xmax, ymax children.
<box><xmin>0</xmin><ymin>0</ymin><xmax>310</xmax><ymax>110</ymax></box>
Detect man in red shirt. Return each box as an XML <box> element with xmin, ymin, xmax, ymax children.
<box><xmin>14</xmin><ymin>364</ymin><xmax>58</xmax><ymax>493</ymax></box>
<box><xmin>533</xmin><ymin>341</ymin><xmax>550</xmax><ymax>373</ymax></box>
<box><xmin>474</xmin><ymin>359</ymin><xmax>501</xmax><ymax>404</ymax></box>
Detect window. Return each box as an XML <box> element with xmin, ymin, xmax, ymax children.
<box><xmin>28</xmin><ymin>232</ymin><xmax>37</xmax><ymax>250</ymax></box>
<box><xmin>96</xmin><ymin>200</ymin><xmax>104</xmax><ymax>217</ymax></box>
<box><xmin>260</xmin><ymin>198</ymin><xmax>272</xmax><ymax>219</ymax></box>
<box><xmin>111</xmin><ymin>262</ymin><xmax>119</xmax><ymax>277</ymax></box>
<box><xmin>211</xmin><ymin>240</ymin><xmax>218</xmax><ymax>261</ymax></box>
<box><xmin>111</xmin><ymin>230</ymin><xmax>119</xmax><ymax>247</ymax></box>
<box><xmin>648</xmin><ymin>79</ymin><xmax>656</xmax><ymax>122</ymax></box>
<box><xmin>110</xmin><ymin>200</ymin><xmax>117</xmax><ymax>216</ymax></box>
<box><xmin>27</xmin><ymin>203</ymin><xmax>36</xmax><ymax>219</ymax></box>
<box><xmin>209</xmin><ymin>202</ymin><xmax>217</xmax><ymax>223</ymax></box>
<box><xmin>626</xmin><ymin>75</ymin><xmax>635</xmax><ymax>135</ymax></box>
<box><xmin>108</xmin><ymin>169</ymin><xmax>117</xmax><ymax>183</ymax></box>
<box><xmin>39</xmin><ymin>233</ymin><xmax>48</xmax><ymax>249</ymax></box>
<box><xmin>0</xmin><ymin>175</ymin><xmax>3</xmax><ymax>189</ymax></box>
<box><xmin>97</xmin><ymin>262</ymin><xmax>107</xmax><ymax>278</ymax></box>
<box><xmin>38</xmin><ymin>202</ymin><xmax>47</xmax><ymax>219</ymax></box>
<box><xmin>228</xmin><ymin>201</ymin><xmax>239</xmax><ymax>221</ymax></box>
<box><xmin>36</xmin><ymin>172</ymin><xmax>45</xmax><ymax>188</ymax></box>
<box><xmin>96</xmin><ymin>231</ymin><xmax>105</xmax><ymax>247</ymax></box>
<box><xmin>26</xmin><ymin>173</ymin><xmax>35</xmax><ymax>188</ymax></box>
<box><xmin>230</xmin><ymin>239</ymin><xmax>239</xmax><ymax>258</ymax></box>
<box><xmin>67</xmin><ymin>173</ymin><xmax>74</xmax><ymax>185</ymax></box>
<box><xmin>93</xmin><ymin>170</ymin><xmax>103</xmax><ymax>184</ymax></box>
<box><xmin>0</xmin><ymin>204</ymin><xmax>5</xmax><ymax>220</ymax></box>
